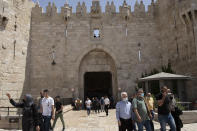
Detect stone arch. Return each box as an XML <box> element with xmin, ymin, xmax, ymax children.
<box><xmin>76</xmin><ymin>45</ymin><xmax>119</xmax><ymax>101</ymax></box>
<box><xmin>75</xmin><ymin>45</ymin><xmax>120</xmax><ymax>71</ymax></box>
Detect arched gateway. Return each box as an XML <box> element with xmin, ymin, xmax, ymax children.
<box><xmin>78</xmin><ymin>49</ymin><xmax>118</xmax><ymax>102</ymax></box>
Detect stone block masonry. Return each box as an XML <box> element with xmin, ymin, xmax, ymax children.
<box><xmin>28</xmin><ymin>0</ymin><xmax>161</xmax><ymax>102</ymax></box>
<box><xmin>1</xmin><ymin>0</ymin><xmax>197</xmax><ymax>107</ymax></box>
<box><xmin>0</xmin><ymin>0</ymin><xmax>34</xmax><ymax>106</ymax></box>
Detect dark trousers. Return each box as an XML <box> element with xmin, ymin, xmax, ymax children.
<box><xmin>43</xmin><ymin>116</ymin><xmax>52</xmax><ymax>131</ymax></box>
<box><xmin>38</xmin><ymin>113</ymin><xmax>44</xmax><ymax>131</ymax></box>
<box><xmin>22</xmin><ymin>118</ymin><xmax>34</xmax><ymax>131</ymax></box>
<box><xmin>87</xmin><ymin>107</ymin><xmax>91</xmax><ymax>115</ymax></box>
<box><xmin>105</xmin><ymin>105</ymin><xmax>109</xmax><ymax>116</ymax></box>
<box><xmin>150</xmin><ymin>110</ymin><xmax>155</xmax><ymax>131</ymax></box>
<box><xmin>119</xmin><ymin>118</ymin><xmax>133</xmax><ymax>131</ymax></box>
<box><xmin>95</xmin><ymin>106</ymin><xmax>100</xmax><ymax>113</ymax></box>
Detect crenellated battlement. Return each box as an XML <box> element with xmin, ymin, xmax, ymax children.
<box><xmin>32</xmin><ymin>0</ymin><xmax>157</xmax><ymax>20</ymax></box>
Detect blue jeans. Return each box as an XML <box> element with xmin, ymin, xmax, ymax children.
<box><xmin>43</xmin><ymin>116</ymin><xmax>52</xmax><ymax>131</ymax></box>
<box><xmin>158</xmin><ymin>113</ymin><xmax>176</xmax><ymax>131</ymax></box>
<box><xmin>150</xmin><ymin>110</ymin><xmax>155</xmax><ymax>131</ymax></box>
<box><xmin>87</xmin><ymin>107</ymin><xmax>91</xmax><ymax>116</ymax></box>
<box><xmin>137</xmin><ymin>120</ymin><xmax>151</xmax><ymax>131</ymax></box>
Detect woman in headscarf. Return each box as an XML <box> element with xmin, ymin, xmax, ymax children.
<box><xmin>6</xmin><ymin>93</ymin><xmax>40</xmax><ymax>131</ymax></box>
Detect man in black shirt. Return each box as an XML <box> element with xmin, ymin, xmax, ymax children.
<box><xmin>52</xmin><ymin>96</ymin><xmax>65</xmax><ymax>131</ymax></box>
<box><xmin>156</xmin><ymin>86</ymin><xmax>176</xmax><ymax>131</ymax></box>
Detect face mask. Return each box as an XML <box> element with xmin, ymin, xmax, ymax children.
<box><xmin>122</xmin><ymin>97</ymin><xmax>128</xmax><ymax>101</ymax></box>
<box><xmin>140</xmin><ymin>93</ymin><xmax>144</xmax><ymax>97</ymax></box>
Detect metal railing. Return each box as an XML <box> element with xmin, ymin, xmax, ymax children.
<box><xmin>0</xmin><ymin>106</ymin><xmax>22</xmax><ymax>116</ymax></box>
<box><xmin>177</xmin><ymin>102</ymin><xmax>193</xmax><ymax>110</ymax></box>
<box><xmin>0</xmin><ymin>107</ymin><xmax>22</xmax><ymax>129</ymax></box>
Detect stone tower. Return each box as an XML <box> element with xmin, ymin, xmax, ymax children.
<box><xmin>0</xmin><ymin>0</ymin><xmax>34</xmax><ymax>106</ymax></box>
<box><xmin>156</xmin><ymin>0</ymin><xmax>197</xmax><ymax>101</ymax></box>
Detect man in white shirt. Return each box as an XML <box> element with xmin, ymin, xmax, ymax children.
<box><xmin>85</xmin><ymin>98</ymin><xmax>92</xmax><ymax>116</ymax></box>
<box><xmin>104</xmin><ymin>96</ymin><xmax>110</xmax><ymax>116</ymax></box>
<box><xmin>41</xmin><ymin>89</ymin><xmax>55</xmax><ymax>131</ymax></box>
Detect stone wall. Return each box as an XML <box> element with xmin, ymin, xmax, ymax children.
<box><xmin>0</xmin><ymin>0</ymin><xmax>34</xmax><ymax>106</ymax></box>
<box><xmin>1</xmin><ymin>0</ymin><xmax>197</xmax><ymax>106</ymax></box>
<box><xmin>156</xmin><ymin>0</ymin><xmax>197</xmax><ymax>101</ymax></box>
<box><xmin>27</xmin><ymin>1</ymin><xmax>161</xmax><ymax>101</ymax></box>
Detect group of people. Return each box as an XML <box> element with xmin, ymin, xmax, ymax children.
<box><xmin>85</xmin><ymin>96</ymin><xmax>111</xmax><ymax>116</ymax></box>
<box><xmin>6</xmin><ymin>89</ymin><xmax>65</xmax><ymax>131</ymax></box>
<box><xmin>116</xmin><ymin>86</ymin><xmax>183</xmax><ymax>131</ymax></box>
<box><xmin>6</xmin><ymin>86</ymin><xmax>183</xmax><ymax>131</ymax></box>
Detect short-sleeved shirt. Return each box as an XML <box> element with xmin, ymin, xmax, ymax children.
<box><xmin>156</xmin><ymin>93</ymin><xmax>172</xmax><ymax>115</ymax></box>
<box><xmin>85</xmin><ymin>100</ymin><xmax>92</xmax><ymax>108</ymax></box>
<box><xmin>104</xmin><ymin>98</ymin><xmax>110</xmax><ymax>105</ymax></box>
<box><xmin>42</xmin><ymin>97</ymin><xmax>54</xmax><ymax>116</ymax></box>
<box><xmin>55</xmin><ymin>101</ymin><xmax>62</xmax><ymax>114</ymax></box>
<box><xmin>132</xmin><ymin>97</ymin><xmax>149</xmax><ymax>121</ymax></box>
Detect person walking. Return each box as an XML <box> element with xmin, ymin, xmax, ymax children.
<box><xmin>41</xmin><ymin>89</ymin><xmax>55</xmax><ymax>131</ymax></box>
<box><xmin>37</xmin><ymin>91</ymin><xmax>44</xmax><ymax>131</ymax></box>
<box><xmin>110</xmin><ymin>96</ymin><xmax>114</xmax><ymax>109</ymax></box>
<box><xmin>95</xmin><ymin>97</ymin><xmax>100</xmax><ymax>113</ymax></box>
<box><xmin>100</xmin><ymin>97</ymin><xmax>105</xmax><ymax>112</ymax></box>
<box><xmin>168</xmin><ymin>90</ymin><xmax>183</xmax><ymax>131</ymax></box>
<box><xmin>91</xmin><ymin>97</ymin><xmax>96</xmax><ymax>113</ymax></box>
<box><xmin>116</xmin><ymin>92</ymin><xmax>134</xmax><ymax>131</ymax></box>
<box><xmin>145</xmin><ymin>93</ymin><xmax>155</xmax><ymax>131</ymax></box>
<box><xmin>129</xmin><ymin>94</ymin><xmax>137</xmax><ymax>131</ymax></box>
<box><xmin>75</xmin><ymin>98</ymin><xmax>82</xmax><ymax>110</ymax></box>
<box><xmin>156</xmin><ymin>86</ymin><xmax>176</xmax><ymax>131</ymax></box>
<box><xmin>133</xmin><ymin>89</ymin><xmax>152</xmax><ymax>131</ymax></box>
<box><xmin>85</xmin><ymin>98</ymin><xmax>92</xmax><ymax>116</ymax></box>
<box><xmin>92</xmin><ymin>97</ymin><xmax>97</xmax><ymax>113</ymax></box>
<box><xmin>104</xmin><ymin>96</ymin><xmax>110</xmax><ymax>116</ymax></box>
<box><xmin>52</xmin><ymin>96</ymin><xmax>65</xmax><ymax>131</ymax></box>
<box><xmin>6</xmin><ymin>93</ymin><xmax>40</xmax><ymax>131</ymax></box>
<box><xmin>171</xmin><ymin>106</ymin><xmax>183</xmax><ymax>131</ymax></box>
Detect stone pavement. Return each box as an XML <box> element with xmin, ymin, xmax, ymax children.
<box><xmin>53</xmin><ymin>109</ymin><xmax>197</xmax><ymax>131</ymax></box>
<box><xmin>0</xmin><ymin>109</ymin><xmax>197</xmax><ymax>131</ymax></box>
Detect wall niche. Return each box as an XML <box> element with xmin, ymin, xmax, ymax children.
<box><xmin>0</xmin><ymin>15</ymin><xmax>8</xmax><ymax>30</ymax></box>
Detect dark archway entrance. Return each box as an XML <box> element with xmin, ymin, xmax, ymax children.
<box><xmin>78</xmin><ymin>50</ymin><xmax>118</xmax><ymax>102</ymax></box>
<box><xmin>84</xmin><ymin>72</ymin><xmax>112</xmax><ymax>99</ymax></box>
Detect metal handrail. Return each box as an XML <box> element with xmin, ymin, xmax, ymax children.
<box><xmin>0</xmin><ymin>107</ymin><xmax>21</xmax><ymax>130</ymax></box>
<box><xmin>0</xmin><ymin>107</ymin><xmax>21</xmax><ymax>116</ymax></box>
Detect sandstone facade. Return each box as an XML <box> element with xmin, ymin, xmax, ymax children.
<box><xmin>28</xmin><ymin>0</ymin><xmax>160</xmax><ymax>102</ymax></box>
<box><xmin>0</xmin><ymin>0</ymin><xmax>197</xmax><ymax>106</ymax></box>
<box><xmin>157</xmin><ymin>0</ymin><xmax>197</xmax><ymax>101</ymax></box>
<box><xmin>0</xmin><ymin>0</ymin><xmax>33</xmax><ymax>106</ymax></box>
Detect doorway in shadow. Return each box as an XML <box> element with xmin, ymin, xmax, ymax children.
<box><xmin>84</xmin><ymin>72</ymin><xmax>112</xmax><ymax>99</ymax></box>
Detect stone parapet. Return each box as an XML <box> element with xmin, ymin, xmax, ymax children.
<box><xmin>32</xmin><ymin>0</ymin><xmax>157</xmax><ymax>20</ymax></box>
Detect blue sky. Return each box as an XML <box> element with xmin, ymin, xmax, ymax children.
<box><xmin>32</xmin><ymin>0</ymin><xmax>153</xmax><ymax>12</ymax></box>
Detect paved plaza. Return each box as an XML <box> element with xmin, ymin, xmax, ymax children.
<box><xmin>0</xmin><ymin>109</ymin><xmax>197</xmax><ymax>131</ymax></box>
<box><xmin>52</xmin><ymin>110</ymin><xmax>197</xmax><ymax>131</ymax></box>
